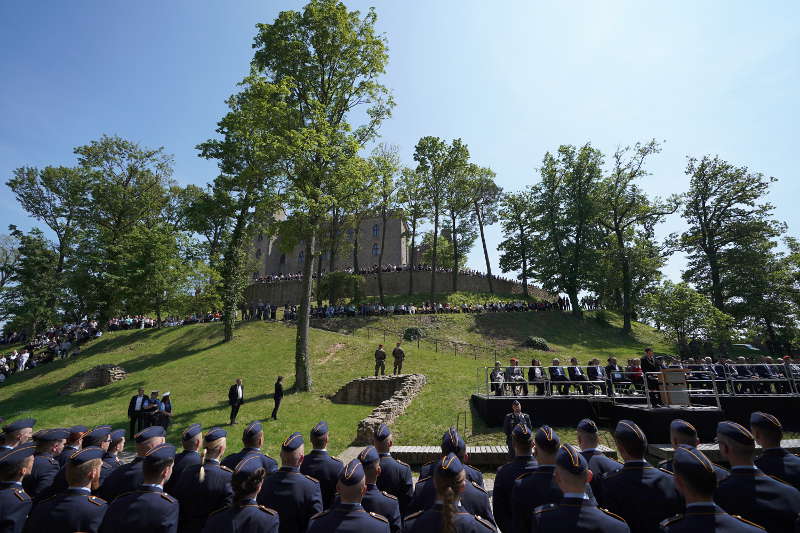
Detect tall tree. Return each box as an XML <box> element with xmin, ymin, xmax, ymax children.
<box><xmin>530</xmin><ymin>144</ymin><xmax>605</xmax><ymax>316</ymax></box>
<box><xmin>370</xmin><ymin>144</ymin><xmax>400</xmax><ymax>304</ymax></box>
<box><xmin>597</xmin><ymin>140</ymin><xmax>680</xmax><ymax>332</ymax></box>
<box><xmin>0</xmin><ymin>234</ymin><xmax>19</xmax><ymax>293</ymax></box>
<box><xmin>251</xmin><ymin>0</ymin><xmax>393</xmax><ymax>391</ymax></box>
<box><xmin>498</xmin><ymin>190</ymin><xmax>536</xmax><ymax>297</ymax></box>
<box><xmin>396</xmin><ymin>167</ymin><xmax>428</xmax><ymax>295</ymax></box>
<box><xmin>444</xmin><ymin>161</ymin><xmax>475</xmax><ymax>292</ymax></box>
<box><xmin>467</xmin><ymin>166</ymin><xmax>502</xmax><ymax>293</ymax></box>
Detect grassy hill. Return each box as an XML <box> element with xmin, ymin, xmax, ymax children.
<box><xmin>0</xmin><ymin>310</ymin><xmax>669</xmax><ymax>456</ymax></box>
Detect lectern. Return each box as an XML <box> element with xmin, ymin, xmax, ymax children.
<box><xmin>658</xmin><ymin>368</ymin><xmax>690</xmax><ymax>406</ymax></box>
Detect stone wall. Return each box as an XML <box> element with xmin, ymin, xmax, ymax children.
<box><xmin>60</xmin><ymin>364</ymin><xmax>127</xmax><ymax>395</ymax></box>
<box><xmin>330</xmin><ymin>374</ymin><xmax>427</xmax><ymax>445</ymax></box>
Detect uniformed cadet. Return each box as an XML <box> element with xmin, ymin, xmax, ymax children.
<box><xmin>82</xmin><ymin>426</ymin><xmax>114</xmax><ymax>487</ymax></box>
<box><xmin>419</xmin><ymin>427</ymin><xmax>484</xmax><ymax>487</ymax></box>
<box><xmin>221</xmin><ymin>421</ymin><xmax>278</xmax><ymax>475</ymax></box>
<box><xmin>257</xmin><ymin>431</ymin><xmax>323</xmax><ymax>533</ymax></box>
<box><xmin>512</xmin><ymin>426</ymin><xmax>595</xmax><ymax>533</ymax></box>
<box><xmin>574</xmin><ymin>418</ymin><xmax>621</xmax><ymax>501</ymax></box>
<box><xmin>660</xmin><ymin>444</ymin><xmax>765</xmax><ymax>532</ymax></box>
<box><xmin>103</xmin><ymin>429</ymin><xmax>126</xmax><ymax>472</ymax></box>
<box><xmin>531</xmin><ymin>443</ymin><xmax>629</xmax><ymax>532</ymax></box>
<box><xmin>598</xmin><ymin>419</ymin><xmax>681</xmax><ymax>533</ymax></box>
<box><xmin>750</xmin><ymin>411</ymin><xmax>800</xmax><ymax>490</ymax></box>
<box><xmin>25</xmin><ymin>446</ymin><xmax>108</xmax><ymax>533</ymax></box>
<box><xmin>299</xmin><ymin>420</ymin><xmax>344</xmax><ymax>509</ymax></box>
<box><xmin>173</xmin><ymin>427</ymin><xmax>234</xmax><ymax>532</ymax></box>
<box><xmin>372</xmin><ymin>424</ymin><xmax>413</xmax><ymax>516</ymax></box>
<box><xmin>357</xmin><ymin>446</ymin><xmax>401</xmax><ymax>533</ymax></box>
<box><xmin>714</xmin><ymin>420</ymin><xmax>800</xmax><ymax>532</ymax></box>
<box><xmin>165</xmin><ymin>423</ymin><xmax>202</xmax><ymax>495</ymax></box>
<box><xmin>493</xmin><ymin>424</ymin><xmax>537</xmax><ymax>533</ymax></box>
<box><xmin>202</xmin><ymin>454</ymin><xmax>280</xmax><ymax>533</ymax></box>
<box><xmin>0</xmin><ymin>442</ymin><xmax>35</xmax><ymax>533</ymax></box>
<box><xmin>403</xmin><ymin>453</ymin><xmax>494</xmax><ymax>533</ymax></box>
<box><xmin>22</xmin><ymin>427</ymin><xmax>68</xmax><ymax>499</ymax></box>
<box><xmin>502</xmin><ymin>400</ymin><xmax>532</xmax><ymax>458</ymax></box>
<box><xmin>0</xmin><ymin>418</ymin><xmax>36</xmax><ymax>450</ymax></box>
<box><xmin>98</xmin><ymin>443</ymin><xmax>179</xmax><ymax>533</ymax></box>
<box><xmin>658</xmin><ymin>419</ymin><xmax>729</xmax><ymax>482</ymax></box>
<box><xmin>98</xmin><ymin>425</ymin><xmax>166</xmax><ymax>502</ymax></box>
<box><xmin>56</xmin><ymin>425</ymin><xmax>88</xmax><ymax>466</ymax></box>
<box><xmin>307</xmin><ymin>459</ymin><xmax>390</xmax><ymax>533</ymax></box>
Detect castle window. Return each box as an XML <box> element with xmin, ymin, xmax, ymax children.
<box><xmin>372</xmin><ymin>243</ymin><xmax>380</xmax><ymax>256</ymax></box>
<box><xmin>372</xmin><ymin>224</ymin><xmax>380</xmax><ymax>237</ymax></box>
<box><xmin>255</xmin><ymin>248</ymin><xmax>262</xmax><ymax>258</ymax></box>
<box><xmin>298</xmin><ymin>251</ymin><xmax>305</xmax><ymax>265</ymax></box>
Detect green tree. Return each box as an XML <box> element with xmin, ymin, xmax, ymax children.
<box><xmin>498</xmin><ymin>189</ymin><xmax>536</xmax><ymax>297</ymax></box>
<box><xmin>419</xmin><ymin>229</ymin><xmax>467</xmax><ymax>272</ymax></box>
<box><xmin>444</xmin><ymin>163</ymin><xmax>475</xmax><ymax>291</ymax></box>
<box><xmin>467</xmin><ymin>166</ymin><xmax>502</xmax><ymax>294</ymax></box>
<box><xmin>370</xmin><ymin>144</ymin><xmax>400</xmax><ymax>304</ymax></box>
<box><xmin>396</xmin><ymin>167</ymin><xmax>428</xmax><ymax>295</ymax></box>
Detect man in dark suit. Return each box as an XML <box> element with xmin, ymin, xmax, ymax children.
<box><xmin>228</xmin><ymin>378</ymin><xmax>244</xmax><ymax>425</ymax></box>
<box><xmin>568</xmin><ymin>357</ymin><xmax>590</xmax><ymax>395</ymax></box>
<box><xmin>503</xmin><ymin>400</ymin><xmax>533</xmax><ymax>458</ymax></box>
<box><xmin>640</xmin><ymin>348</ymin><xmax>664</xmax><ymax>406</ymax></box>
<box><xmin>127</xmin><ymin>388</ymin><xmax>146</xmax><ymax>436</ymax></box>
<box><xmin>586</xmin><ymin>359</ymin><xmax>608</xmax><ymax>395</ymax></box>
<box><xmin>548</xmin><ymin>358</ymin><xmax>570</xmax><ymax>395</ymax></box>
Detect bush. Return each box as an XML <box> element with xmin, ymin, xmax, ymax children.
<box><xmin>524</xmin><ymin>336</ymin><xmax>551</xmax><ymax>351</ymax></box>
<box><xmin>403</xmin><ymin>327</ymin><xmax>425</xmax><ymax>341</ymax></box>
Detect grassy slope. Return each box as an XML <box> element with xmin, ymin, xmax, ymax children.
<box><xmin>0</xmin><ymin>310</ymin><xmax>668</xmax><ymax>452</ymax></box>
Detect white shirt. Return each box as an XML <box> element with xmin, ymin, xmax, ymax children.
<box><xmin>134</xmin><ymin>395</ymin><xmax>144</xmax><ymax>411</ymax></box>
<box><xmin>236</xmin><ymin>385</ymin><xmax>243</xmax><ymax>400</ymax></box>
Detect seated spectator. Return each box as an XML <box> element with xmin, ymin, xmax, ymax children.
<box><xmin>527</xmin><ymin>359</ymin><xmax>545</xmax><ymax>396</ymax></box>
<box><xmin>490</xmin><ymin>362</ymin><xmax>505</xmax><ymax>397</ymax></box>
<box><xmin>548</xmin><ymin>358</ymin><xmax>569</xmax><ymax>395</ymax></box>
<box><xmin>567</xmin><ymin>357</ymin><xmax>590</xmax><ymax>395</ymax></box>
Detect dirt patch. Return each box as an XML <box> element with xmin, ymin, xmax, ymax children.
<box><xmin>319</xmin><ymin>342</ymin><xmax>347</xmax><ymax>364</ymax></box>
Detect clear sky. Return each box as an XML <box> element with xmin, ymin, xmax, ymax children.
<box><xmin>1</xmin><ymin>1</ymin><xmax>798</xmax><ymax>283</ymax></box>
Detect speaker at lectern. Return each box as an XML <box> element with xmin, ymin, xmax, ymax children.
<box><xmin>658</xmin><ymin>368</ymin><xmax>690</xmax><ymax>407</ymax></box>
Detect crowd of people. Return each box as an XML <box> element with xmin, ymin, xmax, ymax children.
<box><xmin>2</xmin><ymin>407</ymin><xmax>800</xmax><ymax>532</ymax></box>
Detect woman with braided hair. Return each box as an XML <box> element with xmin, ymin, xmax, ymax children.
<box><xmin>402</xmin><ymin>453</ymin><xmax>495</xmax><ymax>533</ymax></box>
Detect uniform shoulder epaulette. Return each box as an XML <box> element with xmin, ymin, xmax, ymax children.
<box><xmin>533</xmin><ymin>503</ymin><xmax>557</xmax><ymax>514</ymax></box>
<box><xmin>311</xmin><ymin>509</ymin><xmax>331</xmax><ymax>520</ymax></box>
<box><xmin>659</xmin><ymin>514</ymin><xmax>683</xmax><ymax>527</ymax></box>
<box><xmin>599</xmin><ymin>507</ymin><xmax>626</xmax><ymax>522</ymax></box>
<box><xmin>515</xmin><ymin>471</ymin><xmax>533</xmax><ymax>481</ymax></box>
<box><xmin>160</xmin><ymin>492</ymin><xmax>177</xmax><ymax>503</ymax></box>
<box><xmin>396</xmin><ymin>459</ymin><xmax>410</xmax><ymax>468</ymax></box>
<box><xmin>731</xmin><ymin>514</ymin><xmax>766</xmax><ymax>530</ymax></box>
<box><xmin>417</xmin><ymin>476</ymin><xmax>431</xmax><ymax>483</ymax></box>
<box><xmin>496</xmin><ymin>463</ymin><xmax>506</xmax><ymax>474</ymax></box>
<box><xmin>304</xmin><ymin>474</ymin><xmax>320</xmax><ymax>483</ymax></box>
<box><xmin>601</xmin><ymin>469</ymin><xmax>621</xmax><ymax>480</ymax></box>
<box><xmin>208</xmin><ymin>506</ymin><xmax>228</xmax><ymax>517</ymax></box>
<box><xmin>369</xmin><ymin>511</ymin><xmax>389</xmax><ymax>522</ymax></box>
<box><xmin>12</xmin><ymin>488</ymin><xmax>30</xmax><ymax>501</ymax></box>
<box><xmin>422</xmin><ymin>460</ymin><xmax>435</xmax><ymax>467</ymax></box>
<box><xmin>767</xmin><ymin>473</ymin><xmax>792</xmax><ymax>485</ymax></box>
<box><xmin>470</xmin><ymin>480</ymin><xmax>487</xmax><ymax>493</ymax></box>
<box><xmin>88</xmin><ymin>495</ymin><xmax>107</xmax><ymax>506</ymax></box>
<box><xmin>330</xmin><ymin>455</ymin><xmax>343</xmax><ymax>463</ymax></box>
<box><xmin>258</xmin><ymin>505</ymin><xmax>278</xmax><ymax>515</ymax></box>
<box><xmin>101</xmin><ymin>462</ymin><xmax>112</xmax><ymax>469</ymax></box>
<box><xmin>404</xmin><ymin>510</ymin><xmax>423</xmax><ymax>521</ymax></box>
<box><xmin>472</xmin><ymin>515</ymin><xmax>495</xmax><ymax>530</ymax></box>
<box><xmin>657</xmin><ymin>459</ymin><xmax>668</xmax><ymax>468</ymax></box>
<box><xmin>219</xmin><ymin>465</ymin><xmax>233</xmax><ymax>473</ymax></box>
<box><xmin>658</xmin><ymin>467</ymin><xmax>674</xmax><ymax>475</ymax></box>
<box><xmin>48</xmin><ymin>457</ymin><xmax>58</xmax><ymax>465</ymax></box>
<box><xmin>713</xmin><ymin>462</ymin><xmax>729</xmax><ymax>472</ymax></box>
<box><xmin>381</xmin><ymin>490</ymin><xmax>397</xmax><ymax>500</ymax></box>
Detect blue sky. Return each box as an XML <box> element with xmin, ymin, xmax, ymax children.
<box><xmin>1</xmin><ymin>1</ymin><xmax>798</xmax><ymax>282</ymax></box>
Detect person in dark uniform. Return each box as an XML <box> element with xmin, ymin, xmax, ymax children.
<box><xmin>392</xmin><ymin>343</ymin><xmax>405</xmax><ymax>375</ymax></box>
<box><xmin>714</xmin><ymin>420</ymin><xmax>800</xmax><ymax>532</ymax></box>
<box><xmin>0</xmin><ymin>442</ymin><xmax>35</xmax><ymax>533</ymax></box>
<box><xmin>202</xmin><ymin>454</ymin><xmax>280</xmax><ymax>533</ymax></box>
<box><xmin>102</xmin><ymin>429</ymin><xmax>125</xmax><ymax>475</ymax></box>
<box><xmin>98</xmin><ymin>425</ymin><xmax>166</xmax><ymax>502</ymax></box>
<box><xmin>751</xmin><ymin>411</ymin><xmax>800</xmax><ymax>490</ymax></box>
<box><xmin>640</xmin><ymin>348</ymin><xmax>664</xmax><ymax>406</ymax></box>
<box><xmin>307</xmin><ymin>459</ymin><xmax>390</xmax><ymax>533</ymax></box>
<box><xmin>165</xmin><ymin>424</ymin><xmax>202</xmax><ymax>495</ymax></box>
<box><xmin>56</xmin><ymin>425</ymin><xmax>87</xmax><ymax>467</ymax></box>
<box><xmin>599</xmin><ymin>419</ymin><xmax>682</xmax><ymax>533</ymax></box>
<box><xmin>23</xmin><ymin>427</ymin><xmax>68</xmax><ymax>499</ymax></box>
<box><xmin>228</xmin><ymin>378</ymin><xmax>245</xmax><ymax>425</ymax></box>
<box><xmin>357</xmin><ymin>446</ymin><xmax>401</xmax><ymax>533</ymax></box>
<box><xmin>502</xmin><ymin>400</ymin><xmax>532</xmax><ymax>458</ymax></box>
<box><xmin>98</xmin><ymin>443</ymin><xmax>179</xmax><ymax>533</ymax></box>
<box><xmin>493</xmin><ymin>424</ymin><xmax>537</xmax><ymax>533</ymax></box>
<box><xmin>0</xmin><ymin>418</ymin><xmax>35</xmax><ymax>450</ymax></box>
<box><xmin>221</xmin><ymin>421</ymin><xmax>278</xmax><ymax>475</ymax></box>
<box><xmin>403</xmin><ymin>454</ymin><xmax>495</xmax><ymax>533</ymax></box>
<box><xmin>574</xmin><ymin>418</ymin><xmax>621</xmax><ymax>501</ymax></box>
<box><xmin>25</xmin><ymin>446</ymin><xmax>108</xmax><ymax>533</ymax></box>
<box><xmin>81</xmin><ymin>426</ymin><xmax>114</xmax><ymax>489</ymax></box>
<box><xmin>158</xmin><ymin>392</ymin><xmax>173</xmax><ymax>430</ymax></box>
<box><xmin>657</xmin><ymin>420</ymin><xmax>729</xmax><ymax>482</ymax></box>
<box><xmin>531</xmin><ymin>443</ymin><xmax>630</xmax><ymax>532</ymax></box>
<box><xmin>660</xmin><ymin>445</ymin><xmax>765</xmax><ymax>532</ymax></box>
<box><xmin>257</xmin><ymin>431</ymin><xmax>323</xmax><ymax>533</ymax></box>
<box><xmin>372</xmin><ymin>424</ymin><xmax>413</xmax><ymax>517</ymax></box>
<box><xmin>300</xmin><ymin>421</ymin><xmax>344</xmax><ymax>509</ymax></box>
<box><xmin>127</xmin><ymin>388</ymin><xmax>147</xmax><ymax>436</ymax></box>
<box><xmin>271</xmin><ymin>376</ymin><xmax>284</xmax><ymax>420</ymax></box>
<box><xmin>374</xmin><ymin>345</ymin><xmax>387</xmax><ymax>376</ymax></box>
<box><xmin>419</xmin><ymin>428</ymin><xmax>483</xmax><ymax>487</ymax></box>
<box><xmin>173</xmin><ymin>427</ymin><xmax>233</xmax><ymax>532</ymax></box>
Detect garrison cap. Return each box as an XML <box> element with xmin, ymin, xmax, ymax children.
<box><xmin>68</xmin><ymin>425</ymin><xmax>89</xmax><ymax>435</ymax></box>
<box><xmin>435</xmin><ymin>453</ymin><xmax>464</xmax><ymax>479</ymax></box>
<box><xmin>614</xmin><ymin>420</ymin><xmax>647</xmax><ymax>446</ymax></box>
<box><xmin>134</xmin><ymin>425</ymin><xmax>166</xmax><ymax>443</ymax></box>
<box><xmin>83</xmin><ymin>426</ymin><xmax>112</xmax><ymax>446</ymax></box>
<box><xmin>672</xmin><ymin>445</ymin><xmax>716</xmax><ymax>485</ymax></box>
<box><xmin>68</xmin><ymin>446</ymin><xmax>105</xmax><ymax>465</ymax></box>
<box><xmin>2</xmin><ymin>418</ymin><xmax>36</xmax><ymax>433</ymax></box>
<box><xmin>182</xmin><ymin>424</ymin><xmax>202</xmax><ymax>441</ymax></box>
<box><xmin>0</xmin><ymin>442</ymin><xmax>35</xmax><ymax>465</ymax></box>
<box><xmin>577</xmin><ymin>418</ymin><xmax>598</xmax><ymax>434</ymax></box>
<box><xmin>338</xmin><ymin>459</ymin><xmax>365</xmax><ymax>486</ymax></box>
<box><xmin>204</xmin><ymin>428</ymin><xmax>227</xmax><ymax>443</ymax></box>
<box><xmin>143</xmin><ymin>443</ymin><xmax>176</xmax><ymax>464</ymax></box>
<box><xmin>750</xmin><ymin>412</ymin><xmax>782</xmax><ymax>431</ymax></box>
<box><xmin>511</xmin><ymin>400</ymin><xmax>521</xmax><ymax>407</ymax></box>
<box><xmin>243</xmin><ymin>421</ymin><xmax>263</xmax><ymax>440</ymax></box>
<box><xmin>374</xmin><ymin>424</ymin><xmax>391</xmax><ymax>441</ymax></box>
<box><xmin>670</xmin><ymin>419</ymin><xmax>698</xmax><ymax>438</ymax></box>
<box><xmin>235</xmin><ymin>453</ymin><xmax>264</xmax><ymax>474</ymax></box>
<box><xmin>441</xmin><ymin>427</ymin><xmax>466</xmax><ymax>455</ymax></box>
<box><xmin>34</xmin><ymin>428</ymin><xmax>70</xmax><ymax>442</ymax></box>
<box><xmin>717</xmin><ymin>421</ymin><xmax>754</xmax><ymax>445</ymax></box>
<box><xmin>535</xmin><ymin>426</ymin><xmax>560</xmax><ymax>451</ymax></box>
<box><xmin>512</xmin><ymin>423</ymin><xmax>533</xmax><ymax>442</ymax></box>
<box><xmin>311</xmin><ymin>421</ymin><xmax>329</xmax><ymax>437</ymax></box>
<box><xmin>110</xmin><ymin>429</ymin><xmax>126</xmax><ymax>442</ymax></box>
<box><xmin>556</xmin><ymin>443</ymin><xmax>589</xmax><ymax>475</ymax></box>
<box><xmin>358</xmin><ymin>446</ymin><xmax>380</xmax><ymax>465</ymax></box>
<box><xmin>281</xmin><ymin>432</ymin><xmax>304</xmax><ymax>452</ymax></box>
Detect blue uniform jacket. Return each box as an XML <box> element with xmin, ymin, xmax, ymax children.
<box><xmin>257</xmin><ymin>466</ymin><xmax>323</xmax><ymax>533</ymax></box>
<box><xmin>755</xmin><ymin>448</ymin><xmax>800</xmax><ymax>490</ymax></box>
<box><xmin>402</xmin><ymin>504</ymin><xmax>495</xmax><ymax>533</ymax></box>
<box><xmin>97</xmin><ymin>456</ymin><xmax>144</xmax><ymax>502</ymax></box>
<box><xmin>511</xmin><ymin>465</ymin><xmax>596</xmax><ymax>533</ymax></box>
<box><xmin>201</xmin><ymin>498</ymin><xmax>280</xmax><ymax>533</ymax></box>
<box><xmin>221</xmin><ymin>448</ymin><xmax>278</xmax><ymax>474</ymax></box>
<box><xmin>99</xmin><ymin>454</ymin><xmax>123</xmax><ymax>487</ymax></box>
<box><xmin>581</xmin><ymin>451</ymin><xmax>621</xmax><ymax>501</ymax></box>
<box><xmin>22</xmin><ymin>453</ymin><xmax>60</xmax><ymax>499</ymax></box>
<box><xmin>164</xmin><ymin>450</ymin><xmax>201</xmax><ymax>495</ymax></box>
<box><xmin>714</xmin><ymin>467</ymin><xmax>800</xmax><ymax>533</ymax></box>
<box><xmin>299</xmin><ymin>450</ymin><xmax>344</xmax><ymax>509</ymax></box>
<box><xmin>658</xmin><ymin>458</ymin><xmax>730</xmax><ymax>482</ymax></box>
<box><xmin>376</xmin><ymin>453</ymin><xmax>413</xmax><ymax>517</ymax></box>
<box><xmin>0</xmin><ymin>482</ymin><xmax>32</xmax><ymax>533</ymax></box>
<box><xmin>660</xmin><ymin>502</ymin><xmax>765</xmax><ymax>532</ymax></box>
<box><xmin>531</xmin><ymin>496</ymin><xmax>629</xmax><ymax>533</ymax></box>
<box><xmin>24</xmin><ymin>487</ymin><xmax>107</xmax><ymax>533</ymax></box>
<box><xmin>99</xmin><ymin>484</ymin><xmax>179</xmax><ymax>533</ymax></box>
<box><xmin>307</xmin><ymin>502</ymin><xmax>390</xmax><ymax>533</ymax></box>
<box><xmin>492</xmin><ymin>456</ymin><xmax>537</xmax><ymax>533</ymax></box>
<box><xmin>55</xmin><ymin>446</ymin><xmax>80</xmax><ymax>468</ymax></box>
<box><xmin>408</xmin><ymin>476</ymin><xmax>494</xmax><ymax>526</ymax></box>
<box><xmin>420</xmin><ymin>462</ymin><xmax>484</xmax><ymax>488</ymax></box>
<box><xmin>172</xmin><ymin>459</ymin><xmax>233</xmax><ymax>533</ymax></box>
<box><xmin>362</xmin><ymin>483</ymin><xmax>402</xmax><ymax>533</ymax></box>
<box><xmin>598</xmin><ymin>461</ymin><xmax>682</xmax><ymax>533</ymax></box>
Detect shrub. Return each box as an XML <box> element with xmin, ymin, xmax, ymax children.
<box><xmin>403</xmin><ymin>327</ymin><xmax>425</xmax><ymax>341</ymax></box>
<box><xmin>524</xmin><ymin>336</ymin><xmax>550</xmax><ymax>351</ymax></box>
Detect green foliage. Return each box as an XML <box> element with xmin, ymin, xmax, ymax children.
<box><xmin>419</xmin><ymin>229</ymin><xmax>470</xmax><ymax>272</ymax></box>
<box><xmin>403</xmin><ymin>327</ymin><xmax>424</xmax><ymax>341</ymax></box>
<box><xmin>594</xmin><ymin>309</ymin><xmax>612</xmax><ymax>328</ymax></box>
<box><xmin>498</xmin><ymin>189</ymin><xmax>536</xmax><ymax>296</ymax></box>
<box><xmin>524</xmin><ymin>336</ymin><xmax>551</xmax><ymax>351</ymax></box>
<box><xmin>318</xmin><ymin>272</ymin><xmax>365</xmax><ymax>305</ymax></box>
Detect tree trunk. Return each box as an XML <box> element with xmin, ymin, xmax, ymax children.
<box><xmin>614</xmin><ymin>228</ymin><xmax>632</xmax><ymax>333</ymax></box>
<box><xmin>378</xmin><ymin>207</ymin><xmax>388</xmax><ymax>304</ymax></box>
<box><xmin>315</xmin><ymin>248</ymin><xmax>324</xmax><ymax>308</ymax></box>
<box><xmin>295</xmin><ymin>232</ymin><xmax>315</xmax><ymax>392</ymax></box>
<box><xmin>408</xmin><ymin>217</ymin><xmax>417</xmax><ymax>296</ymax></box>
<box><xmin>475</xmin><ymin>202</ymin><xmax>494</xmax><ymax>294</ymax></box>
<box><xmin>568</xmin><ymin>287</ymin><xmax>581</xmax><ymax>318</ymax></box>
<box><xmin>709</xmin><ymin>252</ymin><xmax>724</xmax><ymax>311</ymax></box>
<box><xmin>430</xmin><ymin>205</ymin><xmax>439</xmax><ymax>303</ymax></box>
<box><xmin>519</xmin><ymin>226</ymin><xmax>529</xmax><ymax>297</ymax></box>
<box><xmin>450</xmin><ymin>213</ymin><xmax>458</xmax><ymax>292</ymax></box>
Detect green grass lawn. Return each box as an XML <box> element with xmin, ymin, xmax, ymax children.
<box><xmin>0</xmin><ymin>311</ymin><xmax>670</xmax><ymax>455</ymax></box>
